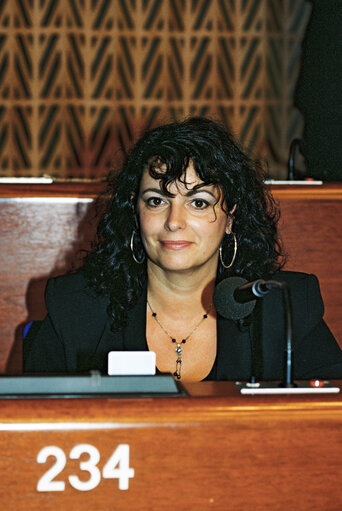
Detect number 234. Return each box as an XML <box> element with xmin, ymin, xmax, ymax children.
<box><xmin>36</xmin><ymin>444</ymin><xmax>135</xmax><ymax>492</ymax></box>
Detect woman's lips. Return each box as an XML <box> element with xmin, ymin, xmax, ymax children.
<box><xmin>160</xmin><ymin>240</ymin><xmax>192</xmax><ymax>250</ymax></box>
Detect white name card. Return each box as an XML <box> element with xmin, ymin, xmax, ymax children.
<box><xmin>108</xmin><ymin>351</ymin><xmax>156</xmax><ymax>376</ymax></box>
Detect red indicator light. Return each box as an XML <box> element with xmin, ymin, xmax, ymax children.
<box><xmin>310</xmin><ymin>379</ymin><xmax>324</xmax><ymax>388</ymax></box>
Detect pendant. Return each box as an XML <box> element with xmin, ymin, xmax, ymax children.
<box><xmin>175</xmin><ymin>343</ymin><xmax>183</xmax><ymax>356</ymax></box>
<box><xmin>174</xmin><ymin>343</ymin><xmax>183</xmax><ymax>380</ymax></box>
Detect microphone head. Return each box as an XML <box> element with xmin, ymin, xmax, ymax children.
<box><xmin>213</xmin><ymin>276</ymin><xmax>256</xmax><ymax>320</ymax></box>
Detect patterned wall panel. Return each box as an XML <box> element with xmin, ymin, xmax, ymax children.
<box><xmin>0</xmin><ymin>0</ymin><xmax>311</xmax><ymax>179</ymax></box>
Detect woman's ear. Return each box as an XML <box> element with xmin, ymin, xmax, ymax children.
<box><xmin>225</xmin><ymin>204</ymin><xmax>237</xmax><ymax>235</ymax></box>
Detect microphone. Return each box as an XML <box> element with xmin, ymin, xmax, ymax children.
<box><xmin>214</xmin><ymin>277</ymin><xmax>280</xmax><ymax>320</ymax></box>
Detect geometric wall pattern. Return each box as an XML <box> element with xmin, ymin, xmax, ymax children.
<box><xmin>0</xmin><ymin>0</ymin><xmax>311</xmax><ymax>179</ymax></box>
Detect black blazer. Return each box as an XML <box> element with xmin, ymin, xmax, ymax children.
<box><xmin>23</xmin><ymin>271</ymin><xmax>342</xmax><ymax>380</ymax></box>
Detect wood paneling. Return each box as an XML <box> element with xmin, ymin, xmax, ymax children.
<box><xmin>0</xmin><ymin>188</ymin><xmax>101</xmax><ymax>373</ymax></box>
<box><xmin>272</xmin><ymin>184</ymin><xmax>342</xmax><ymax>345</ymax></box>
<box><xmin>0</xmin><ymin>382</ymin><xmax>341</xmax><ymax>510</ymax></box>
<box><xmin>0</xmin><ymin>0</ymin><xmax>310</xmax><ymax>179</ymax></box>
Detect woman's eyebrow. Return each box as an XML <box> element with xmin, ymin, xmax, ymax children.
<box><xmin>141</xmin><ymin>187</ymin><xmax>167</xmax><ymax>195</ymax></box>
<box><xmin>185</xmin><ymin>188</ymin><xmax>216</xmax><ymax>198</ymax></box>
<box><xmin>140</xmin><ymin>186</ymin><xmax>217</xmax><ymax>198</ymax></box>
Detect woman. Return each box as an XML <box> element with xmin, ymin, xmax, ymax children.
<box><xmin>24</xmin><ymin>117</ymin><xmax>342</xmax><ymax>380</ymax></box>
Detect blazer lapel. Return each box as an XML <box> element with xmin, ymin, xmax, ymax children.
<box><xmin>216</xmin><ymin>315</ymin><xmax>252</xmax><ymax>380</ymax></box>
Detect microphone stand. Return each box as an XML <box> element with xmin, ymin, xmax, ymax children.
<box><xmin>260</xmin><ymin>280</ymin><xmax>295</xmax><ymax>387</ymax></box>
<box><xmin>278</xmin><ymin>281</ymin><xmax>295</xmax><ymax>387</ymax></box>
<box><xmin>238</xmin><ymin>281</ymin><xmax>340</xmax><ymax>394</ymax></box>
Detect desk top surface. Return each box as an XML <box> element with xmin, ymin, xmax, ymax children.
<box><xmin>0</xmin><ymin>381</ymin><xmax>341</xmax><ymax>425</ymax></box>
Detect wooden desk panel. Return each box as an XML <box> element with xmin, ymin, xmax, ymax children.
<box><xmin>0</xmin><ymin>183</ymin><xmax>341</xmax><ymax>373</ymax></box>
<box><xmin>0</xmin><ymin>195</ymin><xmax>98</xmax><ymax>372</ymax></box>
<box><xmin>272</xmin><ymin>185</ymin><xmax>342</xmax><ymax>345</ymax></box>
<box><xmin>0</xmin><ymin>382</ymin><xmax>341</xmax><ymax>510</ymax></box>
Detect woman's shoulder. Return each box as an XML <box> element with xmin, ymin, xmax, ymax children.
<box><xmin>46</xmin><ymin>271</ymin><xmax>89</xmax><ymax>295</ymax></box>
<box><xmin>271</xmin><ymin>270</ymin><xmax>321</xmax><ymax>294</ymax></box>
<box><xmin>267</xmin><ymin>270</ymin><xmax>323</xmax><ymax>317</ymax></box>
<box><xmin>272</xmin><ymin>270</ymin><xmax>317</xmax><ymax>282</ymax></box>
<box><xmin>45</xmin><ymin>271</ymin><xmax>109</xmax><ymax>313</ymax></box>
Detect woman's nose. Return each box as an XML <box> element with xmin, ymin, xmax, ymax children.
<box><xmin>164</xmin><ymin>203</ymin><xmax>186</xmax><ymax>231</ymax></box>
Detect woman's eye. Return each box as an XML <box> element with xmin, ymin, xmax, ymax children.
<box><xmin>191</xmin><ymin>198</ymin><xmax>209</xmax><ymax>209</ymax></box>
<box><xmin>146</xmin><ymin>197</ymin><xmax>165</xmax><ymax>208</ymax></box>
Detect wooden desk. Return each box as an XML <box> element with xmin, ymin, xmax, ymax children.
<box><xmin>0</xmin><ymin>183</ymin><xmax>342</xmax><ymax>373</ymax></box>
<box><xmin>0</xmin><ymin>381</ymin><xmax>341</xmax><ymax>510</ymax></box>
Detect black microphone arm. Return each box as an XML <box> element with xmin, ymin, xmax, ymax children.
<box><xmin>281</xmin><ymin>282</ymin><xmax>295</xmax><ymax>387</ymax></box>
<box><xmin>234</xmin><ymin>279</ymin><xmax>279</xmax><ymax>303</ymax></box>
<box><xmin>214</xmin><ymin>277</ymin><xmax>295</xmax><ymax>387</ymax></box>
<box><xmin>259</xmin><ymin>280</ymin><xmax>295</xmax><ymax>387</ymax></box>
<box><xmin>255</xmin><ymin>280</ymin><xmax>295</xmax><ymax>387</ymax></box>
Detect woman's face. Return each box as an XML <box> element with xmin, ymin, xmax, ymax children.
<box><xmin>137</xmin><ymin>161</ymin><xmax>233</xmax><ymax>275</ymax></box>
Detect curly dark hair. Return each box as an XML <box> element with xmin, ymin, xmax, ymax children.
<box><xmin>82</xmin><ymin>116</ymin><xmax>285</xmax><ymax>330</ymax></box>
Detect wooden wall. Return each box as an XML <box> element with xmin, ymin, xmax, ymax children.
<box><xmin>0</xmin><ymin>183</ymin><xmax>341</xmax><ymax>374</ymax></box>
<box><xmin>0</xmin><ymin>0</ymin><xmax>310</xmax><ymax>179</ymax></box>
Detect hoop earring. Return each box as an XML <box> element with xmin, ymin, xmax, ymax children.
<box><xmin>130</xmin><ymin>230</ymin><xmax>145</xmax><ymax>264</ymax></box>
<box><xmin>219</xmin><ymin>233</ymin><xmax>237</xmax><ymax>269</ymax></box>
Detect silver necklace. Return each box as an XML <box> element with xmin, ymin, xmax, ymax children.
<box><xmin>147</xmin><ymin>299</ymin><xmax>212</xmax><ymax>380</ymax></box>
